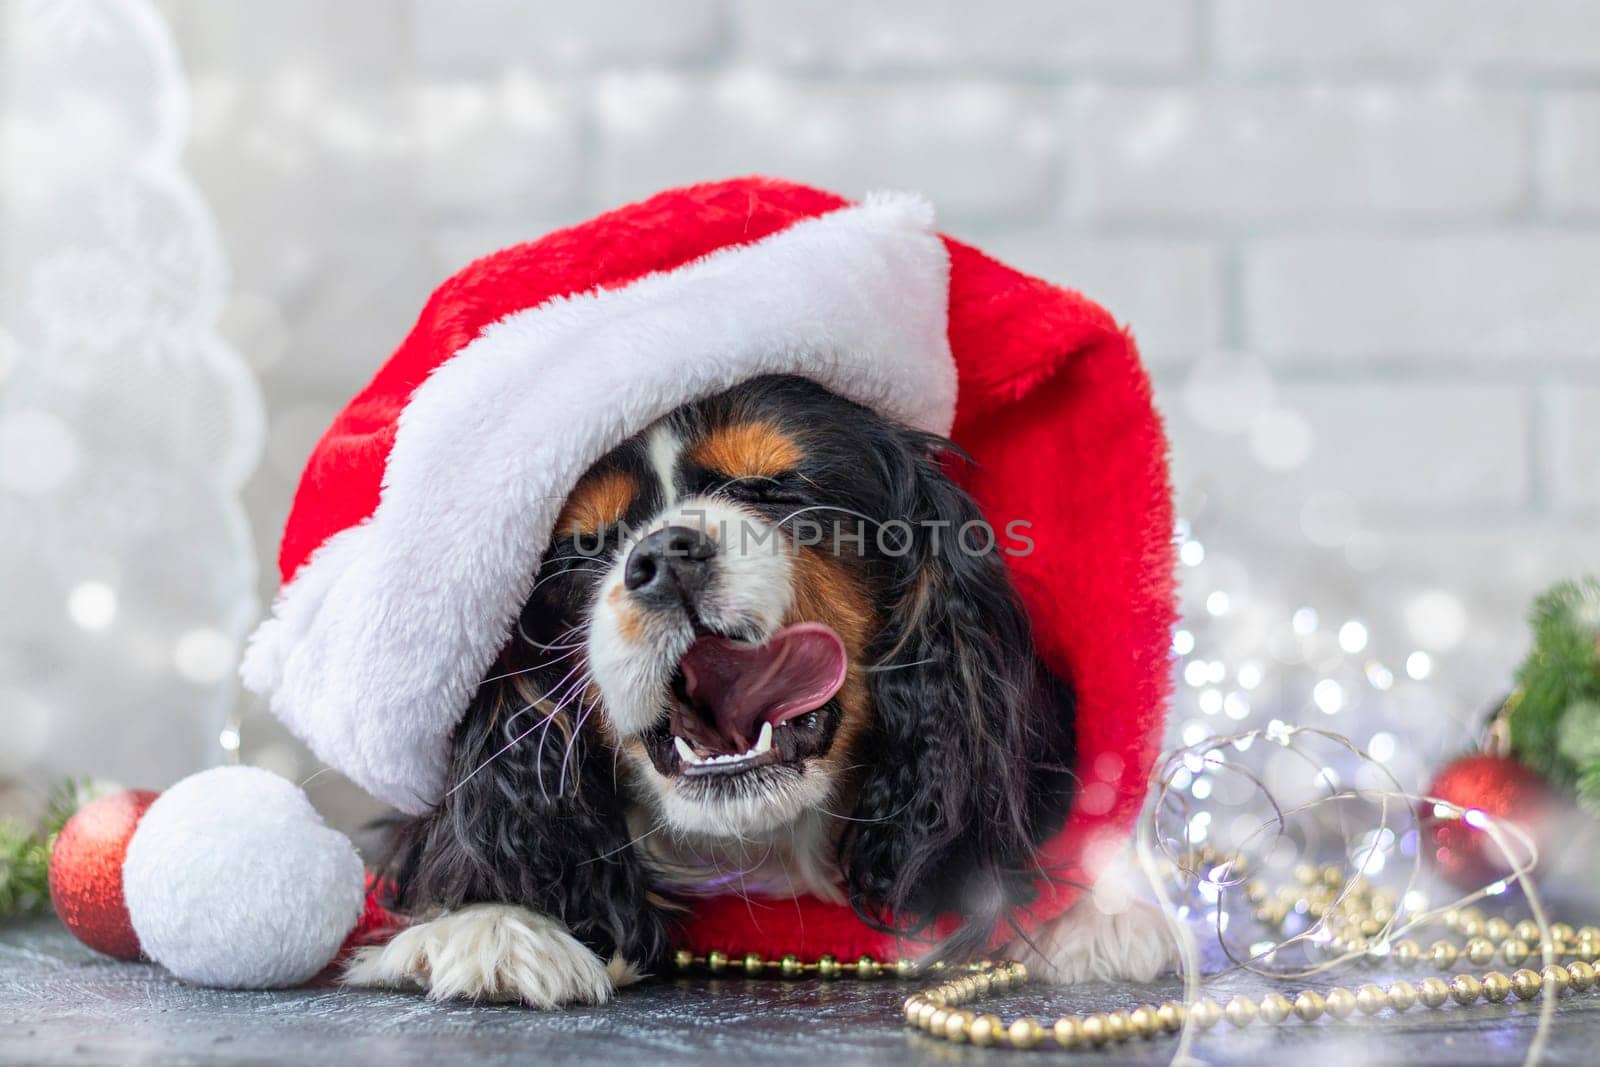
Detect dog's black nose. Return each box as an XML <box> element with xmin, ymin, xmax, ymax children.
<box><xmin>624</xmin><ymin>525</ymin><xmax>717</xmax><ymax>601</ymax></box>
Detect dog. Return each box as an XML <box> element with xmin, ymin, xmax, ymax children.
<box><xmin>346</xmin><ymin>374</ymin><xmax>1171</xmax><ymax>1006</ymax></box>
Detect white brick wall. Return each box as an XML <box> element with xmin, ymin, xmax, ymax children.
<box><xmin>414</xmin><ymin>76</ymin><xmax>584</xmax><ymax>215</ymax></box>
<box><xmin>592</xmin><ymin>75</ymin><xmax>1057</xmax><ymax>223</ymax></box>
<box><xmin>412</xmin><ymin>0</ymin><xmax>724</xmax><ymax>68</ymax></box>
<box><xmin>1243</xmin><ymin>235</ymin><xmax>1600</xmax><ymax>359</ymax></box>
<box><xmin>1545</xmin><ymin>386</ymin><xmax>1600</xmax><ymax>512</ymax></box>
<box><xmin>1275</xmin><ymin>383</ymin><xmax>1530</xmax><ymax>510</ymax></box>
<box><xmin>1215</xmin><ymin>0</ymin><xmax>1600</xmax><ymax>71</ymax></box>
<box><xmin>1063</xmin><ymin>87</ymin><xmax>1527</xmax><ymax>222</ymax></box>
<box><xmin>1161</xmin><ymin>382</ymin><xmax>1530</xmax><ymax>513</ymax></box>
<box><xmin>1543</xmin><ymin>93</ymin><xmax>1600</xmax><ymax>214</ymax></box>
<box><xmin>733</xmin><ymin>0</ymin><xmax>1194</xmax><ymax>71</ymax></box>
<box><xmin>168</xmin><ymin>0</ymin><xmax>413</xmax><ymax>79</ymax></box>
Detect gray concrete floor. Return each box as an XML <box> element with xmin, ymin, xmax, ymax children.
<box><xmin>5</xmin><ymin>917</ymin><xmax>1600</xmax><ymax>1066</ymax></box>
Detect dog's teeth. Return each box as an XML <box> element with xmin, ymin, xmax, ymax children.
<box><xmin>697</xmin><ymin>748</ymin><xmax>760</xmax><ymax>766</ymax></box>
<box><xmin>675</xmin><ymin>729</ymin><xmax>774</xmax><ymax>769</ymax></box>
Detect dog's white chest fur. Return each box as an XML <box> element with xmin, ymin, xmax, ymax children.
<box><xmin>631</xmin><ymin>806</ymin><xmax>846</xmax><ymax>904</ymax></box>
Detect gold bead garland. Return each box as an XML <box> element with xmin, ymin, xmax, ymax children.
<box><xmin>671</xmin><ymin>947</ymin><xmax>953</xmax><ymax>981</ymax></box>
<box><xmin>898</xmin><ymin>954</ymin><xmax>1596</xmax><ymax>1049</ymax></box>
<box><xmin>670</xmin><ymin>850</ymin><xmax>1600</xmax><ymax>1051</ymax></box>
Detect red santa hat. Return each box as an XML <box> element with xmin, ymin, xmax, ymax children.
<box><xmin>241</xmin><ymin>176</ymin><xmax>1175</xmax><ymax>961</ymax></box>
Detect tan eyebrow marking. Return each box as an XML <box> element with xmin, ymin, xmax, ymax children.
<box><xmin>556</xmin><ymin>468</ymin><xmax>637</xmax><ymax>537</ymax></box>
<box><xmin>689</xmin><ymin>421</ymin><xmax>803</xmax><ymax>480</ymax></box>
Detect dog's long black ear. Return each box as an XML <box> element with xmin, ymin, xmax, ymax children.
<box><xmin>379</xmin><ymin>659</ymin><xmax>672</xmax><ymax>968</ymax></box>
<box><xmin>839</xmin><ymin>431</ymin><xmax>1077</xmax><ymax>960</ymax></box>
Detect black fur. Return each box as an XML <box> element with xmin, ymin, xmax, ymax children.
<box><xmin>380</xmin><ymin>643</ymin><xmax>672</xmax><ymax>966</ymax></box>
<box><xmin>378</xmin><ymin>375</ymin><xmax>1077</xmax><ymax>968</ymax></box>
<box><xmin>837</xmin><ymin>428</ymin><xmax>1078</xmax><ymax>961</ymax></box>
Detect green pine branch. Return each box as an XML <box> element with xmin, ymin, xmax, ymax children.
<box><xmin>0</xmin><ymin>820</ymin><xmax>53</xmax><ymax>919</ymax></box>
<box><xmin>0</xmin><ymin>779</ymin><xmax>91</xmax><ymax>922</ymax></box>
<box><xmin>1508</xmin><ymin>576</ymin><xmax>1600</xmax><ymax>813</ymax></box>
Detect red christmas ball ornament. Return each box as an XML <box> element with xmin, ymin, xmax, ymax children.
<box><xmin>48</xmin><ymin>789</ymin><xmax>159</xmax><ymax>960</ymax></box>
<box><xmin>1421</xmin><ymin>753</ymin><xmax>1556</xmax><ymax>890</ymax></box>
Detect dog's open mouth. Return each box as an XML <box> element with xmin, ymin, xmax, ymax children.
<box><xmin>642</xmin><ymin>622</ymin><xmax>847</xmax><ymax>779</ymax></box>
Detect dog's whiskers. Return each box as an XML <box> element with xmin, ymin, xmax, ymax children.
<box><xmin>513</xmin><ymin>658</ymin><xmax>590</xmax><ymax>716</ymax></box>
<box><xmin>556</xmin><ymin>693</ymin><xmax>600</xmax><ymax>797</ymax></box>
<box><xmin>541</xmin><ymin>554</ymin><xmax>611</xmax><ymax>568</ymax></box>
<box><xmin>516</xmin><ymin>621</ymin><xmax>586</xmax><ymax>653</ymax></box>
<box><xmin>449</xmin><ymin>661</ymin><xmax>592</xmax><ymax>795</ymax></box>
<box><xmin>863</xmin><ymin>658</ymin><xmax>935</xmax><ymax>673</ymax></box>
<box><xmin>479</xmin><ymin>643</ymin><xmax>586</xmax><ymax>689</ymax></box>
<box><xmin>773</xmin><ymin>502</ymin><xmax>889</xmax><ymax>530</ymax></box>
<box><xmin>534</xmin><ymin>668</ymin><xmax>594</xmax><ymax>800</ymax></box>
<box><xmin>818</xmin><ymin>796</ymin><xmax>913</xmax><ymax>824</ymax></box>
<box><xmin>581</xmin><ymin>818</ymin><xmax>666</xmax><ymax>865</ymax></box>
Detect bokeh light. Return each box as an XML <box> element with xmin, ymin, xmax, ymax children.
<box><xmin>66</xmin><ymin>580</ymin><xmax>117</xmax><ymax>631</ymax></box>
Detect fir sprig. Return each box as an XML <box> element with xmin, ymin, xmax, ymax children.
<box><xmin>1508</xmin><ymin>577</ymin><xmax>1600</xmax><ymax>812</ymax></box>
<box><xmin>0</xmin><ymin>779</ymin><xmax>91</xmax><ymax>921</ymax></box>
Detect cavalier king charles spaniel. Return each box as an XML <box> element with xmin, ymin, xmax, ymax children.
<box><xmin>346</xmin><ymin>374</ymin><xmax>1171</xmax><ymax>1007</ymax></box>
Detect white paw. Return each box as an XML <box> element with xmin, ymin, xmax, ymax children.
<box><xmin>1010</xmin><ymin>895</ymin><xmax>1175</xmax><ymax>985</ymax></box>
<box><xmin>343</xmin><ymin>904</ymin><xmax>615</xmax><ymax>1008</ymax></box>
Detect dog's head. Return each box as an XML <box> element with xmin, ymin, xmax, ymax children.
<box><xmin>541</xmin><ymin>376</ymin><xmax>898</xmax><ymax>839</ymax></box>
<box><xmin>398</xmin><ymin>374</ymin><xmax>1076</xmax><ymax>959</ymax></box>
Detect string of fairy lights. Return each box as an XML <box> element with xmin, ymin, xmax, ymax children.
<box><xmin>1161</xmin><ymin>517</ymin><xmax>1470</xmax><ymax>891</ymax></box>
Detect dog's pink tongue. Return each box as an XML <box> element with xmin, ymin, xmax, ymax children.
<box><xmin>679</xmin><ymin>623</ymin><xmax>848</xmax><ymax>751</ymax></box>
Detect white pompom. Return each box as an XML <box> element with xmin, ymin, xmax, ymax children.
<box><xmin>123</xmin><ymin>765</ymin><xmax>366</xmax><ymax>988</ymax></box>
